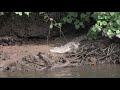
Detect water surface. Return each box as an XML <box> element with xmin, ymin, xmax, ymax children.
<box><xmin>0</xmin><ymin>64</ymin><xmax>120</xmax><ymax>78</ymax></box>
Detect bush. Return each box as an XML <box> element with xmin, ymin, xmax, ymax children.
<box><xmin>89</xmin><ymin>12</ymin><xmax>120</xmax><ymax>39</ymax></box>
<box><xmin>1</xmin><ymin>12</ymin><xmax>120</xmax><ymax>40</ymax></box>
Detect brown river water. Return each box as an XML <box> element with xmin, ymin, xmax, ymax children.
<box><xmin>0</xmin><ymin>64</ymin><xmax>120</xmax><ymax>78</ymax></box>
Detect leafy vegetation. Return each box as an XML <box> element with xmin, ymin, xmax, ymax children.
<box><xmin>63</xmin><ymin>12</ymin><xmax>91</xmax><ymax>29</ymax></box>
<box><xmin>0</xmin><ymin>12</ymin><xmax>120</xmax><ymax>40</ymax></box>
<box><xmin>89</xmin><ymin>12</ymin><xmax>120</xmax><ymax>39</ymax></box>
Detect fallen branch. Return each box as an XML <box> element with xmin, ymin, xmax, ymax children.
<box><xmin>97</xmin><ymin>50</ymin><xmax>120</xmax><ymax>61</ymax></box>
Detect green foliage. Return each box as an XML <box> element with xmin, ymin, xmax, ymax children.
<box><xmin>2</xmin><ymin>12</ymin><xmax>120</xmax><ymax>40</ymax></box>
<box><xmin>13</xmin><ymin>12</ymin><xmax>92</xmax><ymax>31</ymax></box>
<box><xmin>62</xmin><ymin>12</ymin><xmax>91</xmax><ymax>29</ymax></box>
<box><xmin>89</xmin><ymin>12</ymin><xmax>120</xmax><ymax>39</ymax></box>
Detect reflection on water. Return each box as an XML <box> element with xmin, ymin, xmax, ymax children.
<box><xmin>0</xmin><ymin>64</ymin><xmax>120</xmax><ymax>78</ymax></box>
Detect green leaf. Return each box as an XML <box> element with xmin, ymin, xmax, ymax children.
<box><xmin>92</xmin><ymin>27</ymin><xmax>97</xmax><ymax>32</ymax></box>
<box><xmin>116</xmin><ymin>34</ymin><xmax>120</xmax><ymax>38</ymax></box>
<box><xmin>75</xmin><ymin>25</ymin><xmax>80</xmax><ymax>29</ymax></box>
<box><xmin>107</xmin><ymin>29</ymin><xmax>114</xmax><ymax>37</ymax></box>
<box><xmin>81</xmin><ymin>24</ymin><xmax>85</xmax><ymax>28</ymax></box>
<box><xmin>79</xmin><ymin>22</ymin><xmax>85</xmax><ymax>28</ymax></box>
<box><xmin>74</xmin><ymin>20</ymin><xmax>80</xmax><ymax>25</ymax></box>
<box><xmin>102</xmin><ymin>21</ymin><xmax>107</xmax><ymax>25</ymax></box>
<box><xmin>68</xmin><ymin>12</ymin><xmax>78</xmax><ymax>17</ymax></box>
<box><xmin>91</xmin><ymin>13</ymin><xmax>98</xmax><ymax>19</ymax></box>
<box><xmin>116</xmin><ymin>30</ymin><xmax>120</xmax><ymax>34</ymax></box>
<box><xmin>63</xmin><ymin>17</ymin><xmax>68</xmax><ymax>23</ymax></box>
<box><xmin>73</xmin><ymin>12</ymin><xmax>78</xmax><ymax>17</ymax></box>
<box><xmin>86</xmin><ymin>12</ymin><xmax>91</xmax><ymax>15</ymax></box>
<box><xmin>108</xmin><ymin>29</ymin><xmax>112</xmax><ymax>33</ymax></box>
<box><xmin>97</xmin><ymin>26</ymin><xmax>102</xmax><ymax>31</ymax></box>
<box><xmin>98</xmin><ymin>16</ymin><xmax>103</xmax><ymax>19</ymax></box>
<box><xmin>110</xmin><ymin>12</ymin><xmax>114</xmax><ymax>16</ymax></box>
<box><xmin>80</xmin><ymin>13</ymin><xmax>86</xmax><ymax>18</ymax></box>
<box><xmin>116</xmin><ymin>20</ymin><xmax>120</xmax><ymax>25</ymax></box>
<box><xmin>101</xmin><ymin>12</ymin><xmax>106</xmax><ymax>14</ymax></box>
<box><xmin>67</xmin><ymin>18</ymin><xmax>72</xmax><ymax>23</ymax></box>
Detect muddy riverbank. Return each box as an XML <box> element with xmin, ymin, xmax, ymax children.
<box><xmin>0</xmin><ymin>12</ymin><xmax>120</xmax><ymax>72</ymax></box>
<box><xmin>0</xmin><ymin>34</ymin><xmax>120</xmax><ymax>72</ymax></box>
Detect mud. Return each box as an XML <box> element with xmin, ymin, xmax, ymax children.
<box><xmin>0</xmin><ymin>29</ymin><xmax>81</xmax><ymax>72</ymax></box>
<box><xmin>0</xmin><ymin>34</ymin><xmax>120</xmax><ymax>72</ymax></box>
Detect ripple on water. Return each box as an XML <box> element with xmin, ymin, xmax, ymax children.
<box><xmin>0</xmin><ymin>64</ymin><xmax>120</xmax><ymax>78</ymax></box>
